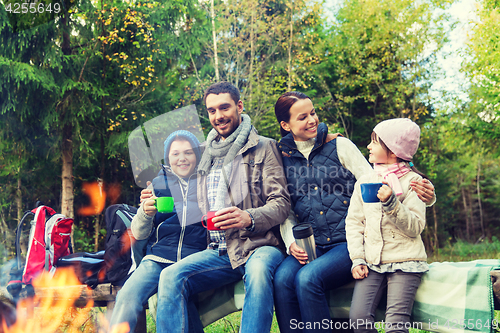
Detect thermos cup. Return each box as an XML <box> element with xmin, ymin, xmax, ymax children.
<box><xmin>292</xmin><ymin>223</ymin><xmax>317</xmax><ymax>263</ymax></box>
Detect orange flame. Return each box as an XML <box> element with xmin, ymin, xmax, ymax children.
<box><xmin>4</xmin><ymin>268</ymin><xmax>131</xmax><ymax>333</ymax></box>
<box><xmin>78</xmin><ymin>182</ymin><xmax>106</xmax><ymax>216</ymax></box>
<box><xmin>6</xmin><ymin>268</ymin><xmax>93</xmax><ymax>333</ymax></box>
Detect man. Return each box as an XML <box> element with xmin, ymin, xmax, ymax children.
<box><xmin>155</xmin><ymin>81</ymin><xmax>291</xmax><ymax>333</ymax></box>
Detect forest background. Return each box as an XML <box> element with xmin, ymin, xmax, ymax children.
<box><xmin>0</xmin><ymin>0</ymin><xmax>499</xmax><ymax>261</ymax></box>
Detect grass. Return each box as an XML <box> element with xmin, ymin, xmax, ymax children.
<box><xmin>204</xmin><ymin>312</ymin><xmax>280</xmax><ymax>333</ymax></box>
<box><xmin>427</xmin><ymin>237</ymin><xmax>500</xmax><ymax>263</ymax></box>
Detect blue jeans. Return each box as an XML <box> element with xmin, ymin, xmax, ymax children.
<box><xmin>274</xmin><ymin>242</ymin><xmax>353</xmax><ymax>333</ymax></box>
<box><xmin>109</xmin><ymin>259</ymin><xmax>168</xmax><ymax>332</ymax></box>
<box><xmin>109</xmin><ymin>259</ymin><xmax>204</xmax><ymax>333</ymax></box>
<box><xmin>156</xmin><ymin>246</ymin><xmax>285</xmax><ymax>333</ymax></box>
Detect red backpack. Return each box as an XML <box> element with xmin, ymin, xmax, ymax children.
<box><xmin>20</xmin><ymin>206</ymin><xmax>74</xmax><ymax>283</ymax></box>
<box><xmin>8</xmin><ymin>205</ymin><xmax>73</xmax><ymax>300</ymax></box>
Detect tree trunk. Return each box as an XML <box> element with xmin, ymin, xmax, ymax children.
<box><xmin>247</xmin><ymin>1</ymin><xmax>256</xmax><ymax>113</ymax></box>
<box><xmin>467</xmin><ymin>189</ymin><xmax>475</xmax><ymax>238</ymax></box>
<box><xmin>211</xmin><ymin>0</ymin><xmax>219</xmax><ymax>81</ymax></box>
<box><xmin>0</xmin><ymin>209</ymin><xmax>10</xmax><ymax>262</ymax></box>
<box><xmin>461</xmin><ymin>185</ymin><xmax>470</xmax><ymax>241</ymax></box>
<box><xmin>95</xmin><ymin>179</ymin><xmax>104</xmax><ymax>251</ymax></box>
<box><xmin>476</xmin><ymin>159</ymin><xmax>485</xmax><ymax>239</ymax></box>
<box><xmin>17</xmin><ymin>170</ymin><xmax>22</xmax><ymax>223</ymax></box>
<box><xmin>60</xmin><ymin>7</ymin><xmax>75</xmax><ymax>250</ymax></box>
<box><xmin>97</xmin><ymin>8</ymin><xmax>107</xmax><ymax>251</ymax></box>
<box><xmin>61</xmin><ymin>123</ymin><xmax>74</xmax><ymax>219</ymax></box>
<box><xmin>95</xmin><ymin>126</ymin><xmax>105</xmax><ymax>251</ymax></box>
<box><xmin>432</xmin><ymin>205</ymin><xmax>438</xmax><ymax>252</ymax></box>
<box><xmin>287</xmin><ymin>6</ymin><xmax>293</xmax><ymax>90</ymax></box>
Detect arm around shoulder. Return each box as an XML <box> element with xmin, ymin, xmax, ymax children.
<box><xmin>336</xmin><ymin>137</ymin><xmax>373</xmax><ymax>180</ymax></box>
<box><xmin>245</xmin><ymin>139</ymin><xmax>291</xmax><ymax>233</ymax></box>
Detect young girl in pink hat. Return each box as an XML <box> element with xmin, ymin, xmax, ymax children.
<box><xmin>346</xmin><ymin>118</ymin><xmax>428</xmax><ymax>333</ymax></box>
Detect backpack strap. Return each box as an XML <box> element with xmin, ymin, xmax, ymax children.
<box><xmin>45</xmin><ymin>244</ymin><xmax>50</xmax><ymax>271</ymax></box>
<box><xmin>116</xmin><ymin>210</ymin><xmax>132</xmax><ymax>229</ymax></box>
<box><xmin>326</xmin><ymin>133</ymin><xmax>343</xmax><ymax>143</ymax></box>
<box><xmin>15</xmin><ymin>211</ymin><xmax>34</xmax><ymax>270</ymax></box>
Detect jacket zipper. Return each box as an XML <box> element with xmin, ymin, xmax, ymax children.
<box><xmin>177</xmin><ymin>173</ymin><xmax>194</xmax><ymax>262</ymax></box>
<box><xmin>151</xmin><ymin>167</ymin><xmax>169</xmax><ymax>250</ymax></box>
<box><xmin>151</xmin><ymin>220</ymin><xmax>163</xmax><ymax>249</ymax></box>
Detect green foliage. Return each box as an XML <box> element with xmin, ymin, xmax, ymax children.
<box><xmin>73</xmin><ymin>223</ymin><xmax>99</xmax><ymax>253</ymax></box>
<box><xmin>429</xmin><ymin>237</ymin><xmax>500</xmax><ymax>263</ymax></box>
<box><xmin>462</xmin><ymin>1</ymin><xmax>500</xmax><ymax>155</ymax></box>
<box><xmin>300</xmin><ymin>0</ymin><xmax>451</xmax><ymax>146</ymax></box>
<box><xmin>0</xmin><ymin>0</ymin><xmax>499</xmax><ymax>256</ymax></box>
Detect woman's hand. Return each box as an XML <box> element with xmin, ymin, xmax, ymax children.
<box><xmin>143</xmin><ymin>198</ymin><xmax>158</xmax><ymax>217</ymax></box>
<box><xmin>410</xmin><ymin>179</ymin><xmax>435</xmax><ymax>203</ymax></box>
<box><xmin>352</xmin><ymin>265</ymin><xmax>369</xmax><ymax>280</ymax></box>
<box><xmin>289</xmin><ymin>242</ymin><xmax>309</xmax><ymax>265</ymax></box>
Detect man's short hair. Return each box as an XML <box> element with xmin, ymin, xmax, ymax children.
<box><xmin>203</xmin><ymin>81</ymin><xmax>240</xmax><ymax>105</ymax></box>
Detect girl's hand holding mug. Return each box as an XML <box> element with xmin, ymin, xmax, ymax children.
<box><xmin>140</xmin><ymin>181</ymin><xmax>153</xmax><ymax>203</ymax></box>
<box><xmin>352</xmin><ymin>265</ymin><xmax>369</xmax><ymax>280</ymax></box>
<box><xmin>290</xmin><ymin>242</ymin><xmax>309</xmax><ymax>265</ymax></box>
<box><xmin>377</xmin><ymin>182</ymin><xmax>393</xmax><ymax>203</ymax></box>
<box><xmin>143</xmin><ymin>197</ymin><xmax>158</xmax><ymax>217</ymax></box>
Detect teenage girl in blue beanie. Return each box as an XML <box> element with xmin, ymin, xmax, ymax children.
<box><xmin>110</xmin><ymin>130</ymin><xmax>206</xmax><ymax>332</ymax></box>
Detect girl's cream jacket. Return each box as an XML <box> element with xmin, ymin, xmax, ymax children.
<box><xmin>345</xmin><ymin>171</ymin><xmax>427</xmax><ymax>266</ymax></box>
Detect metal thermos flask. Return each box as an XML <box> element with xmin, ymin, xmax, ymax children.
<box><xmin>292</xmin><ymin>223</ymin><xmax>317</xmax><ymax>263</ymax></box>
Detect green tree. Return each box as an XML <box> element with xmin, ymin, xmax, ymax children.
<box><xmin>203</xmin><ymin>0</ymin><xmax>322</xmax><ymax>138</ymax></box>
<box><xmin>463</xmin><ymin>0</ymin><xmax>500</xmax><ymax>154</ymax></box>
<box><xmin>300</xmin><ymin>0</ymin><xmax>451</xmax><ymax>147</ymax></box>
<box><xmin>0</xmin><ymin>0</ymin><xmax>210</xmax><ymax>252</ymax></box>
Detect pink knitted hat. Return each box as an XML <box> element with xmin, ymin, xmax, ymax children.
<box><xmin>373</xmin><ymin>118</ymin><xmax>420</xmax><ymax>161</ymax></box>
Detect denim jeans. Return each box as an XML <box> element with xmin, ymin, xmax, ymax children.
<box><xmin>274</xmin><ymin>242</ymin><xmax>353</xmax><ymax>333</ymax></box>
<box><xmin>109</xmin><ymin>259</ymin><xmax>204</xmax><ymax>333</ymax></box>
<box><xmin>156</xmin><ymin>246</ymin><xmax>285</xmax><ymax>333</ymax></box>
<box><xmin>349</xmin><ymin>270</ymin><xmax>422</xmax><ymax>333</ymax></box>
<box><xmin>109</xmin><ymin>259</ymin><xmax>168</xmax><ymax>332</ymax></box>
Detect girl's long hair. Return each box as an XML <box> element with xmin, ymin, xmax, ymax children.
<box><xmin>371</xmin><ymin>132</ymin><xmax>428</xmax><ymax>180</ymax></box>
<box><xmin>274</xmin><ymin>91</ymin><xmax>311</xmax><ymax>137</ymax></box>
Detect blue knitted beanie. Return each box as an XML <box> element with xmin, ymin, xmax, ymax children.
<box><xmin>163</xmin><ymin>130</ymin><xmax>202</xmax><ymax>166</ymax></box>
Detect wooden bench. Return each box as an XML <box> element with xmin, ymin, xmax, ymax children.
<box><xmin>31</xmin><ymin>265</ymin><xmax>500</xmax><ymax>333</ymax></box>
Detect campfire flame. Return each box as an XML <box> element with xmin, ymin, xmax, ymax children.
<box><xmin>78</xmin><ymin>182</ymin><xmax>107</xmax><ymax>216</ymax></box>
<box><xmin>3</xmin><ymin>268</ymin><xmax>130</xmax><ymax>333</ymax></box>
<box><xmin>1</xmin><ymin>181</ymin><xmax>134</xmax><ymax>333</ymax></box>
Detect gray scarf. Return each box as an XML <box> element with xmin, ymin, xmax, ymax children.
<box><xmin>198</xmin><ymin>114</ymin><xmax>252</xmax><ymax>210</ymax></box>
<box><xmin>198</xmin><ymin>114</ymin><xmax>252</xmax><ymax>174</ymax></box>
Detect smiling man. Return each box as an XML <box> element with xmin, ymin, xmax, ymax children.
<box><xmin>206</xmin><ymin>90</ymin><xmax>243</xmax><ymax>138</ymax></box>
<box><xmin>155</xmin><ymin>81</ymin><xmax>291</xmax><ymax>333</ymax></box>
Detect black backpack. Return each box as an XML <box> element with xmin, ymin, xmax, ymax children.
<box><xmin>55</xmin><ymin>251</ymin><xmax>108</xmax><ymax>289</ymax></box>
<box><xmin>103</xmin><ymin>204</ymin><xmax>143</xmax><ymax>285</ymax></box>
